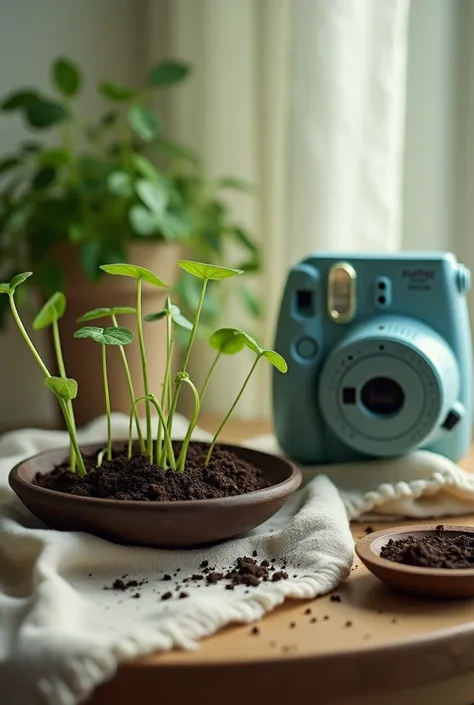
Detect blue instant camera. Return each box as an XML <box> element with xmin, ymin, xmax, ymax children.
<box><xmin>273</xmin><ymin>252</ymin><xmax>473</xmax><ymax>464</ymax></box>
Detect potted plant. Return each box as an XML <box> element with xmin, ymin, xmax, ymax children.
<box><xmin>0</xmin><ymin>57</ymin><xmax>262</xmax><ymax>426</ymax></box>
<box><xmin>6</xmin><ymin>260</ymin><xmax>301</xmax><ymax>548</ymax></box>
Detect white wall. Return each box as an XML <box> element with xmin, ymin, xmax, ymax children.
<box><xmin>0</xmin><ymin>0</ymin><xmax>143</xmax><ymax>430</ymax></box>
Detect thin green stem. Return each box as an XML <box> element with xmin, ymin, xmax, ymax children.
<box><xmin>205</xmin><ymin>356</ymin><xmax>260</xmax><ymax>466</ymax></box>
<box><xmin>137</xmin><ymin>278</ymin><xmax>152</xmax><ymax>458</ymax></box>
<box><xmin>111</xmin><ymin>314</ymin><xmax>145</xmax><ymax>453</ymax></box>
<box><xmin>182</xmin><ymin>279</ymin><xmax>208</xmax><ymax>373</ymax></box>
<box><xmin>199</xmin><ymin>351</ymin><xmax>221</xmax><ymax>402</ymax></box>
<box><xmin>161</xmin><ymin>376</ymin><xmax>183</xmax><ymax>466</ymax></box>
<box><xmin>128</xmin><ymin>396</ymin><xmax>175</xmax><ymax>469</ymax></box>
<box><xmin>53</xmin><ymin>320</ymin><xmax>77</xmax><ymax>473</ymax></box>
<box><xmin>9</xmin><ymin>294</ymin><xmax>50</xmax><ymax>377</ymax></box>
<box><xmin>102</xmin><ymin>344</ymin><xmax>112</xmax><ymax>461</ymax></box>
<box><xmin>9</xmin><ymin>294</ymin><xmax>85</xmax><ymax>475</ymax></box>
<box><xmin>166</xmin><ymin>279</ymin><xmax>208</xmax><ymax>442</ymax></box>
<box><xmin>149</xmin><ymin>394</ymin><xmax>176</xmax><ymax>470</ymax></box>
<box><xmin>177</xmin><ymin>379</ymin><xmax>200</xmax><ymax>472</ymax></box>
<box><xmin>157</xmin><ymin>312</ymin><xmax>173</xmax><ymax>458</ymax></box>
<box><xmin>58</xmin><ymin>398</ymin><xmax>86</xmax><ymax>476</ymax></box>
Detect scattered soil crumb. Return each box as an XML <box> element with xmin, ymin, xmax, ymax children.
<box><xmin>330</xmin><ymin>594</ymin><xmax>341</xmax><ymax>602</ymax></box>
<box><xmin>304</xmin><ymin>608</ymin><xmax>312</xmax><ymax>615</ymax></box>
<box><xmin>251</xmin><ymin>626</ymin><xmax>260</xmax><ymax>636</ymax></box>
<box><xmin>161</xmin><ymin>592</ymin><xmax>173</xmax><ymax>601</ymax></box>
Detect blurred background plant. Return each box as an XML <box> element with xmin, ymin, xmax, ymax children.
<box><xmin>0</xmin><ymin>56</ymin><xmax>262</xmax><ymax>341</ymax></box>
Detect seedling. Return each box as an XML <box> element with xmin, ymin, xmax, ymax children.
<box><xmin>0</xmin><ymin>273</ymin><xmax>86</xmax><ymax>475</ymax></box>
<box><xmin>128</xmin><ymin>394</ymin><xmax>175</xmax><ymax>468</ymax></box>
<box><xmin>4</xmin><ymin>259</ymin><xmax>288</xmax><ymax>484</ymax></box>
<box><xmin>204</xmin><ymin>331</ymin><xmax>287</xmax><ymax>466</ymax></box>
<box><xmin>74</xmin><ymin>325</ymin><xmax>134</xmax><ymax>461</ymax></box>
<box><xmin>145</xmin><ymin>297</ymin><xmax>192</xmax><ymax>457</ymax></box>
<box><xmin>77</xmin><ymin>306</ymin><xmax>145</xmax><ymax>453</ymax></box>
<box><xmin>100</xmin><ymin>264</ymin><xmax>167</xmax><ymax>460</ymax></box>
<box><xmin>164</xmin><ymin>261</ymin><xmax>243</xmax><ymax>457</ymax></box>
<box><xmin>33</xmin><ymin>292</ymin><xmax>78</xmax><ymax>472</ymax></box>
<box><xmin>200</xmin><ymin>327</ymin><xmax>245</xmax><ymax>401</ymax></box>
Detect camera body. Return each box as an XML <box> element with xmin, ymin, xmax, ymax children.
<box><xmin>273</xmin><ymin>252</ymin><xmax>473</xmax><ymax>464</ymax></box>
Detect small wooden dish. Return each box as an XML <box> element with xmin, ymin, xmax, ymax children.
<box><xmin>355</xmin><ymin>524</ymin><xmax>474</xmax><ymax>598</ymax></box>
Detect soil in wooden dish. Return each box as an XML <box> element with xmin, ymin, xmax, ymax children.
<box><xmin>380</xmin><ymin>526</ymin><xmax>474</xmax><ymax>569</ymax></box>
<box><xmin>33</xmin><ymin>442</ymin><xmax>269</xmax><ymax>501</ymax></box>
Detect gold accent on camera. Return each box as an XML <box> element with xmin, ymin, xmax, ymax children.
<box><xmin>327</xmin><ymin>262</ymin><xmax>357</xmax><ymax>323</ymax></box>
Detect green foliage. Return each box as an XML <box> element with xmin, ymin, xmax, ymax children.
<box><xmin>233</xmin><ymin>330</ymin><xmax>262</xmax><ymax>355</ymax></box>
<box><xmin>148</xmin><ymin>60</ymin><xmax>190</xmax><ymax>87</ymax></box>
<box><xmin>210</xmin><ymin>327</ymin><xmax>245</xmax><ymax>355</ymax></box>
<box><xmin>0</xmin><ymin>55</ymin><xmax>263</xmax><ymax>337</ymax></box>
<box><xmin>44</xmin><ymin>375</ymin><xmax>78</xmax><ymax>401</ymax></box>
<box><xmin>74</xmin><ymin>325</ymin><xmax>134</xmax><ymax>346</ymax></box>
<box><xmin>33</xmin><ymin>291</ymin><xmax>66</xmax><ymax>329</ymax></box>
<box><xmin>100</xmin><ymin>263</ymin><xmax>168</xmax><ymax>287</ymax></box>
<box><xmin>178</xmin><ymin>260</ymin><xmax>243</xmax><ymax>281</ymax></box>
<box><xmin>99</xmin><ymin>81</ymin><xmax>135</xmax><ymax>101</ymax></box>
<box><xmin>52</xmin><ymin>58</ymin><xmax>82</xmax><ymax>97</ymax></box>
<box><xmin>128</xmin><ymin>106</ymin><xmax>159</xmax><ymax>142</ymax></box>
<box><xmin>145</xmin><ymin>302</ymin><xmax>192</xmax><ymax>329</ymax></box>
<box><xmin>77</xmin><ymin>306</ymin><xmax>136</xmax><ymax>322</ymax></box>
<box><xmin>0</xmin><ymin>271</ymin><xmax>33</xmax><ymax>294</ymax></box>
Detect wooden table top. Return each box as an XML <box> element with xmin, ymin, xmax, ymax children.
<box><xmin>87</xmin><ymin>418</ymin><xmax>474</xmax><ymax>705</ymax></box>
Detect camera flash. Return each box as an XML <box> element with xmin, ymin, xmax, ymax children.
<box><xmin>328</xmin><ymin>262</ymin><xmax>356</xmax><ymax>323</ymax></box>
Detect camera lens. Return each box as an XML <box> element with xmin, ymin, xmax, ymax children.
<box><xmin>360</xmin><ymin>376</ymin><xmax>404</xmax><ymax>416</ymax></box>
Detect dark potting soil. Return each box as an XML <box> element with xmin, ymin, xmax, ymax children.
<box><xmin>380</xmin><ymin>526</ymin><xmax>474</xmax><ymax>569</ymax></box>
<box><xmin>33</xmin><ymin>442</ymin><xmax>269</xmax><ymax>501</ymax></box>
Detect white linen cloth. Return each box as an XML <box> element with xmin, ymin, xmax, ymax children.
<box><xmin>1</xmin><ymin>412</ymin><xmax>474</xmax><ymax>705</ymax></box>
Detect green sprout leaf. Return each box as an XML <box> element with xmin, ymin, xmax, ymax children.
<box><xmin>99</xmin><ymin>81</ymin><xmax>135</xmax><ymax>102</ymax></box>
<box><xmin>262</xmin><ymin>350</ymin><xmax>288</xmax><ymax>373</ymax></box>
<box><xmin>107</xmin><ymin>171</ymin><xmax>133</xmax><ymax>197</ymax></box>
<box><xmin>128</xmin><ymin>205</ymin><xmax>157</xmax><ymax>236</ymax></box>
<box><xmin>145</xmin><ymin>303</ymin><xmax>192</xmax><ymax>330</ymax></box>
<box><xmin>33</xmin><ymin>291</ymin><xmax>66</xmax><ymax>330</ymax></box>
<box><xmin>131</xmin><ymin>153</ymin><xmax>161</xmax><ymax>181</ymax></box>
<box><xmin>233</xmin><ymin>330</ymin><xmax>262</xmax><ymax>355</ymax></box>
<box><xmin>210</xmin><ymin>328</ymin><xmax>246</xmax><ymax>355</ymax></box>
<box><xmin>44</xmin><ymin>376</ymin><xmax>78</xmax><ymax>401</ymax></box>
<box><xmin>24</xmin><ymin>97</ymin><xmax>69</xmax><ymax>129</ymax></box>
<box><xmin>52</xmin><ymin>58</ymin><xmax>82</xmax><ymax>97</ymax></box>
<box><xmin>128</xmin><ymin>106</ymin><xmax>159</xmax><ymax>142</ymax></box>
<box><xmin>136</xmin><ymin>179</ymin><xmax>167</xmax><ymax>215</ymax></box>
<box><xmin>1</xmin><ymin>90</ymin><xmax>40</xmax><ymax>112</ymax></box>
<box><xmin>9</xmin><ymin>272</ymin><xmax>33</xmax><ymax>291</ymax></box>
<box><xmin>148</xmin><ymin>60</ymin><xmax>190</xmax><ymax>87</ymax></box>
<box><xmin>178</xmin><ymin>260</ymin><xmax>243</xmax><ymax>281</ymax></box>
<box><xmin>77</xmin><ymin>306</ymin><xmax>136</xmax><ymax>322</ymax></box>
<box><xmin>74</xmin><ymin>326</ymin><xmax>134</xmax><ymax>346</ymax></box>
<box><xmin>100</xmin><ymin>263</ymin><xmax>168</xmax><ymax>287</ymax></box>
<box><xmin>0</xmin><ymin>283</ymin><xmax>10</xmax><ymax>294</ymax></box>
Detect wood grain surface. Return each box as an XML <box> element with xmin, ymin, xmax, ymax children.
<box><xmin>82</xmin><ymin>417</ymin><xmax>474</xmax><ymax>705</ymax></box>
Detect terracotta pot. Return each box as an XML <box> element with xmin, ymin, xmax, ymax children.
<box><xmin>52</xmin><ymin>241</ymin><xmax>182</xmax><ymax>427</ymax></box>
<box><xmin>9</xmin><ymin>441</ymin><xmax>302</xmax><ymax>548</ymax></box>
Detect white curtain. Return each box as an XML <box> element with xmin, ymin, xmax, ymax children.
<box><xmin>151</xmin><ymin>0</ymin><xmax>411</xmax><ymax>418</ymax></box>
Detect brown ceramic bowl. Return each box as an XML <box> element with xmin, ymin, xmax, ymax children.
<box><xmin>356</xmin><ymin>524</ymin><xmax>474</xmax><ymax>598</ymax></box>
<box><xmin>9</xmin><ymin>441</ymin><xmax>301</xmax><ymax>548</ymax></box>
